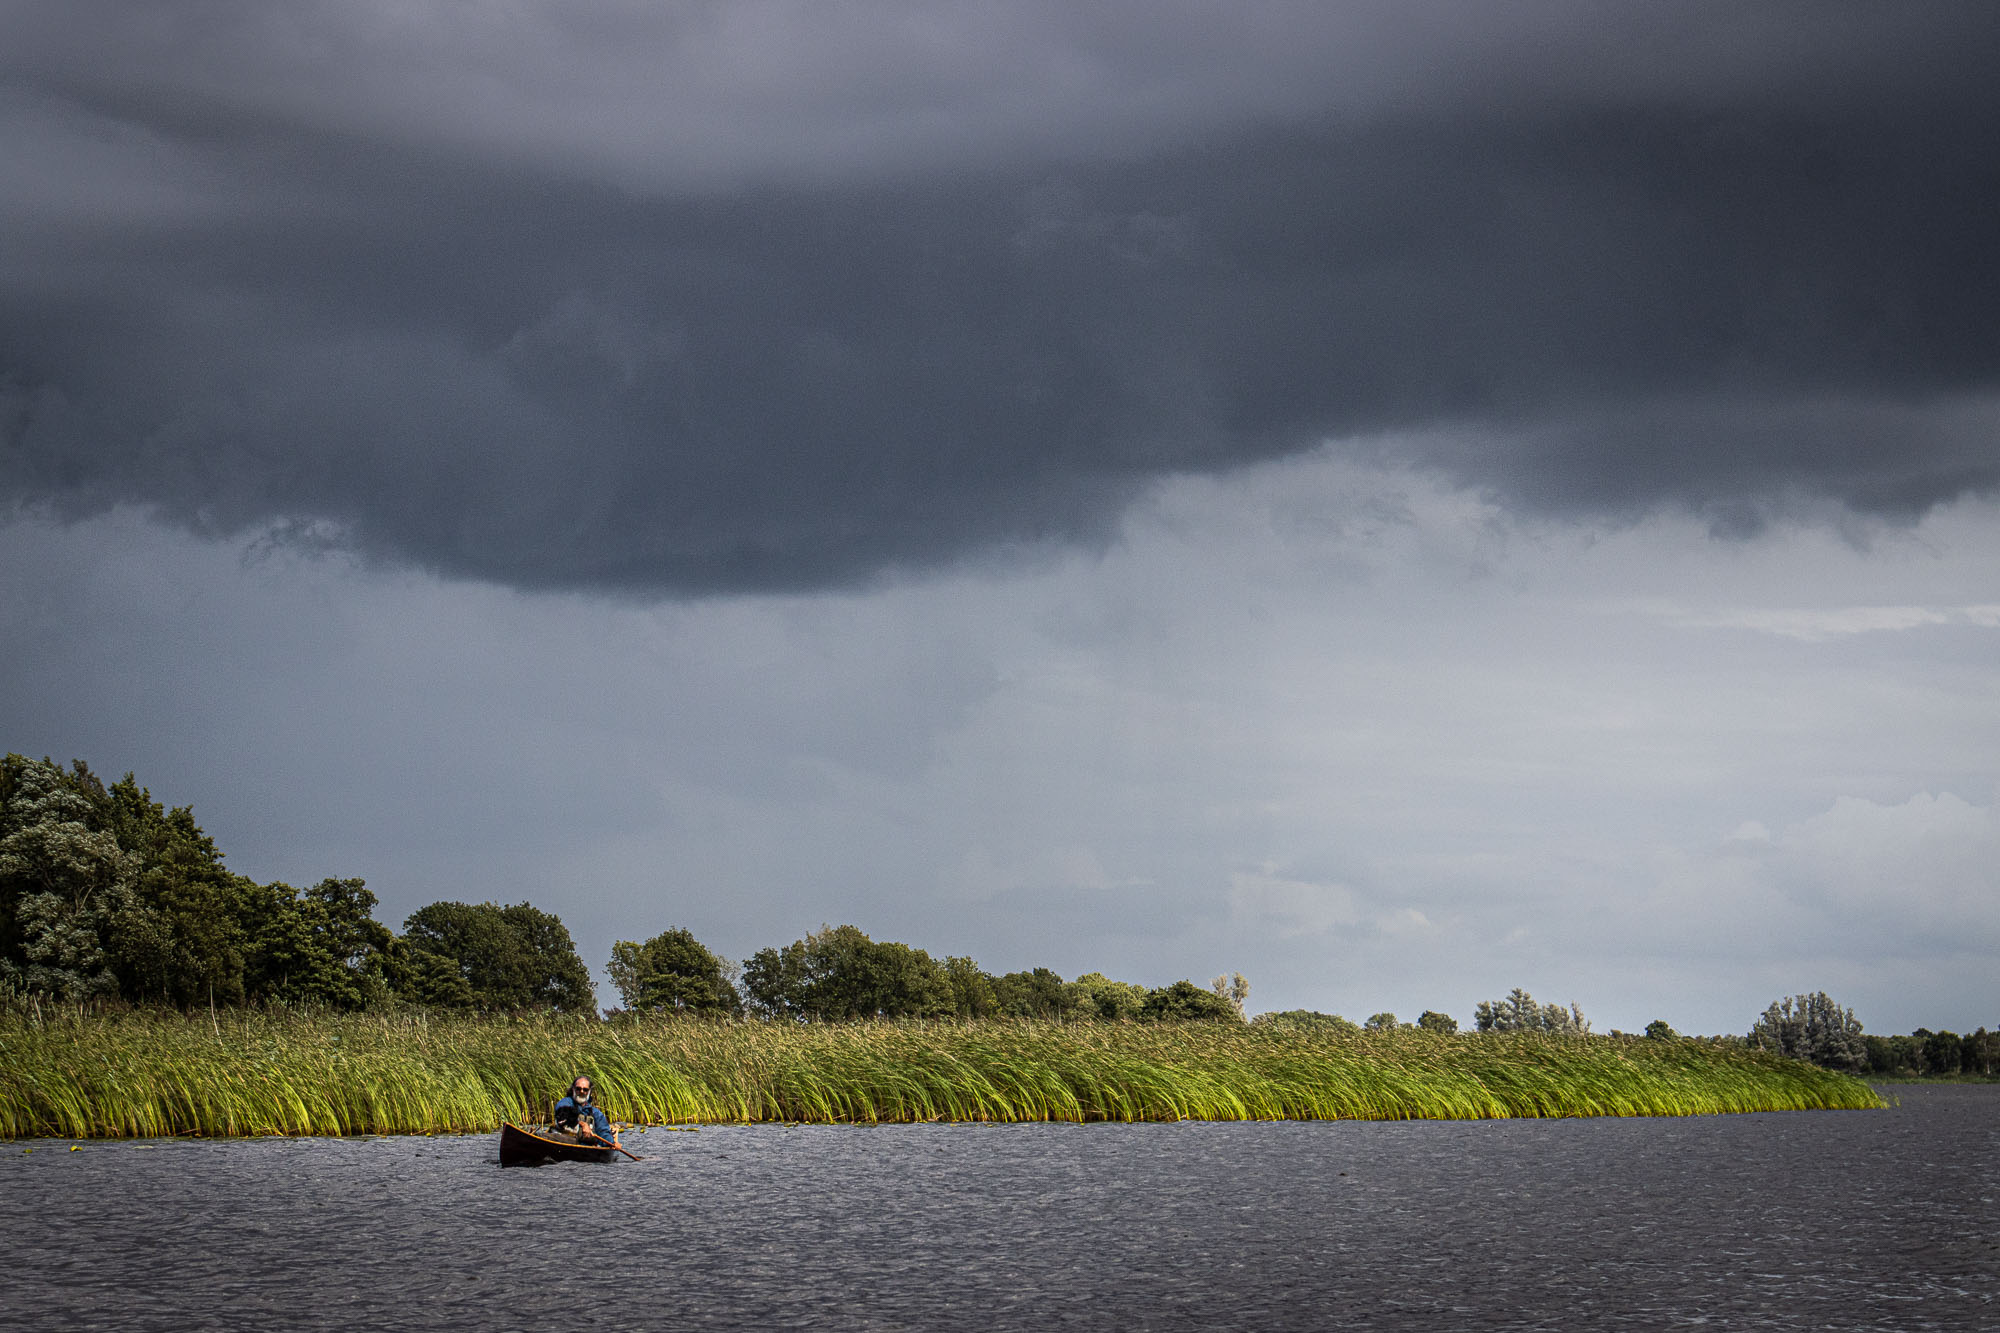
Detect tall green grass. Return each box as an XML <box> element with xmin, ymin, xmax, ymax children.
<box><xmin>0</xmin><ymin>1010</ymin><xmax>1882</xmax><ymax>1139</ymax></box>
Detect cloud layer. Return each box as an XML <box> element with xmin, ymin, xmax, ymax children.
<box><xmin>6</xmin><ymin>462</ymin><xmax>1996</xmax><ymax>1032</ymax></box>
<box><xmin>5</xmin><ymin>2</ymin><xmax>1999</xmax><ymax>590</ymax></box>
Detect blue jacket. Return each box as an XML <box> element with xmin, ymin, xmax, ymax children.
<box><xmin>553</xmin><ymin>1095</ymin><xmax>613</xmax><ymax>1143</ymax></box>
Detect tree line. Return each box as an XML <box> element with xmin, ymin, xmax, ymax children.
<box><xmin>0</xmin><ymin>756</ymin><xmax>1250</xmax><ymax>1021</ymax></box>
<box><xmin>611</xmin><ymin>920</ymin><xmax>1248</xmax><ymax>1022</ymax></box>
<box><xmin>8</xmin><ymin>756</ymin><xmax>1989</xmax><ymax>1063</ymax></box>
<box><xmin>1744</xmin><ymin>990</ymin><xmax>1997</xmax><ymax>1077</ymax></box>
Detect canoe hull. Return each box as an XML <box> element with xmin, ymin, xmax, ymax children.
<box><xmin>498</xmin><ymin>1120</ymin><xmax>619</xmax><ymax>1167</ymax></box>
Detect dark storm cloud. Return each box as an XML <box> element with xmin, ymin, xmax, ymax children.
<box><xmin>4</xmin><ymin>2</ymin><xmax>1999</xmax><ymax>591</ymax></box>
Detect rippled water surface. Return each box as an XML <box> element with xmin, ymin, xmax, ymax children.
<box><xmin>6</xmin><ymin>1085</ymin><xmax>1995</xmax><ymax>1331</ymax></box>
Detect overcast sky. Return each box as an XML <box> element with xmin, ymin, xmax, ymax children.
<box><xmin>4</xmin><ymin>2</ymin><xmax>1996</xmax><ymax>1033</ymax></box>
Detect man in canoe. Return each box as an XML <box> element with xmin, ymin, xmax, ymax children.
<box><xmin>553</xmin><ymin>1076</ymin><xmax>614</xmax><ymax>1145</ymax></box>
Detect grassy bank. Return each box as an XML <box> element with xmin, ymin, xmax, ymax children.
<box><xmin>0</xmin><ymin>1010</ymin><xmax>1882</xmax><ymax>1139</ymax></box>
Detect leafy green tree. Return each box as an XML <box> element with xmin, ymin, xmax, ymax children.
<box><xmin>740</xmin><ymin>943</ymin><xmax>805</xmax><ymax>1018</ymax></box>
<box><xmin>1895</xmin><ymin>1033</ymin><xmax>1925</xmax><ymax>1073</ymax></box>
<box><xmin>991</xmin><ymin>966</ymin><xmax>1074</xmax><ymax>1019</ymax></box>
<box><xmin>384</xmin><ymin>940</ymin><xmax>474</xmax><ymax>1008</ymax></box>
<box><xmin>803</xmin><ymin>925</ymin><xmax>884</xmax><ymax>1018</ymax></box>
<box><xmin>1862</xmin><ymin>1034</ymin><xmax>1898</xmax><ymax>1074</ymax></box>
<box><xmin>2</xmin><ymin>755</ymin><xmax>401</xmax><ymax>1010</ymax></box>
<box><xmin>1364</xmin><ymin>1012</ymin><xmax>1400</xmax><ymax>1031</ymax></box>
<box><xmin>398</xmin><ymin>901</ymin><xmax>594</xmax><ymax>1012</ymax></box>
<box><xmin>1416</xmin><ymin>1010</ymin><xmax>1458</xmax><ymax>1034</ymax></box>
<box><xmin>740</xmin><ymin>925</ymin><xmax>949</xmax><ymax>1020</ymax></box>
<box><xmin>872</xmin><ymin>939</ymin><xmax>954</xmax><ymax>1018</ymax></box>
<box><xmin>782</xmin><ymin>924</ymin><xmax>888</xmax><ymax>1019</ymax></box>
<box><xmin>0</xmin><ymin>756</ymin><xmax>23</xmax><ymax>963</ymax></box>
<box><xmin>1749</xmin><ymin>992</ymin><xmax>1865</xmax><ymax>1071</ymax></box>
<box><xmin>1069</xmin><ymin>971</ymin><xmax>1147</xmax><ymax>1021</ymax></box>
<box><xmin>298</xmin><ymin>878</ymin><xmax>393</xmax><ymax>1008</ymax></box>
<box><xmin>238</xmin><ymin>877</ymin><xmax>392</xmax><ymax>1009</ymax></box>
<box><xmin>239</xmin><ymin>877</ymin><xmax>319</xmax><ymax>1002</ymax></box>
<box><xmin>1964</xmin><ymin>1027</ymin><xmax>1998</xmax><ymax>1077</ymax></box>
<box><xmin>1645</xmin><ymin>1019</ymin><xmax>1678</xmax><ymax>1041</ymax></box>
<box><xmin>940</xmin><ymin>955</ymin><xmax>998</xmax><ymax>1018</ymax></box>
<box><xmin>0</xmin><ymin>756</ymin><xmax>147</xmax><ymax>1001</ymax></box>
<box><xmin>101</xmin><ymin>774</ymin><xmax>252</xmax><ymax>1006</ymax></box>
<box><xmin>1922</xmin><ymin>1029</ymin><xmax>1963</xmax><ymax>1076</ymax></box>
<box><xmin>608</xmin><ymin>927</ymin><xmax>739</xmax><ymax>1014</ymax></box>
<box><xmin>1140</xmin><ymin>979</ymin><xmax>1238</xmax><ymax>1022</ymax></box>
<box><xmin>1865</xmin><ymin>1032</ymin><xmax>1924</xmax><ymax>1076</ymax></box>
<box><xmin>501</xmin><ymin>903</ymin><xmax>594</xmax><ymax>1010</ymax></box>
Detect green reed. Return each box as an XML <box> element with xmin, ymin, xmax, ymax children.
<box><xmin>0</xmin><ymin>1009</ymin><xmax>1882</xmax><ymax>1140</ymax></box>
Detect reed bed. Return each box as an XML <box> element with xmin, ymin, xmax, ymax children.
<box><xmin>0</xmin><ymin>1010</ymin><xmax>1882</xmax><ymax>1140</ymax></box>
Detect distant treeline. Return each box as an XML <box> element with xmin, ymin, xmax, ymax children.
<box><xmin>1737</xmin><ymin>990</ymin><xmax>1999</xmax><ymax>1079</ymax></box>
<box><xmin>0</xmin><ymin>755</ymin><xmax>1250</xmax><ymax>1022</ymax></box>
<box><xmin>626</xmin><ymin>922</ymin><xmax>1249</xmax><ymax>1023</ymax></box>
<box><xmin>1860</xmin><ymin>1029</ymin><xmax>1999</xmax><ymax>1078</ymax></box>
<box><xmin>3</xmin><ymin>756</ymin><xmax>1988</xmax><ymax>1067</ymax></box>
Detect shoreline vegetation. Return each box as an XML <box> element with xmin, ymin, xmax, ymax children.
<box><xmin>0</xmin><ymin>754</ymin><xmax>1946</xmax><ymax>1140</ymax></box>
<box><xmin>1</xmin><ymin>1010</ymin><xmax>1882</xmax><ymax>1141</ymax></box>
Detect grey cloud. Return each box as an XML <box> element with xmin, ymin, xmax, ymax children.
<box><xmin>15</xmin><ymin>2</ymin><xmax>1997</xmax><ymax>189</ymax></box>
<box><xmin>7</xmin><ymin>473</ymin><xmax>2000</xmax><ymax>1030</ymax></box>
<box><xmin>3</xmin><ymin>4</ymin><xmax>1999</xmax><ymax>591</ymax></box>
<box><xmin>1402</xmin><ymin>393</ymin><xmax>2000</xmax><ymax>538</ymax></box>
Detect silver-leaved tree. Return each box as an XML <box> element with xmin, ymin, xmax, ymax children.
<box><xmin>1474</xmin><ymin>987</ymin><xmax>1590</xmax><ymax>1035</ymax></box>
<box><xmin>1749</xmin><ymin>992</ymin><xmax>1866</xmax><ymax>1071</ymax></box>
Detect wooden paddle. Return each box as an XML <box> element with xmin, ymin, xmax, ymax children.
<box><xmin>580</xmin><ymin>1124</ymin><xmax>642</xmax><ymax>1161</ymax></box>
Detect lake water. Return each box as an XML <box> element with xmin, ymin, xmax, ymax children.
<box><xmin>5</xmin><ymin>1084</ymin><xmax>1994</xmax><ymax>1331</ymax></box>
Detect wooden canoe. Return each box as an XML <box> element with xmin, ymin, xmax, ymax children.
<box><xmin>498</xmin><ymin>1121</ymin><xmax>620</xmax><ymax>1167</ymax></box>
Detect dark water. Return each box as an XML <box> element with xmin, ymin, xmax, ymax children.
<box><xmin>4</xmin><ymin>1085</ymin><xmax>1994</xmax><ymax>1331</ymax></box>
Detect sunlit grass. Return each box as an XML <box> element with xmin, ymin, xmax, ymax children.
<box><xmin>0</xmin><ymin>1010</ymin><xmax>1883</xmax><ymax>1139</ymax></box>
